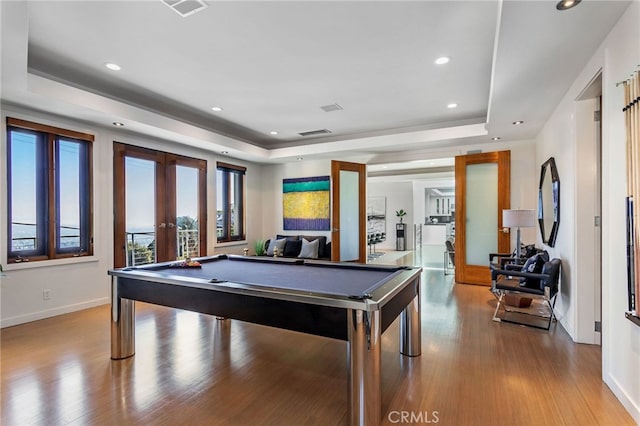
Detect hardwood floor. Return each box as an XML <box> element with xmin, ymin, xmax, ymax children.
<box><xmin>1</xmin><ymin>252</ymin><xmax>634</xmax><ymax>425</ymax></box>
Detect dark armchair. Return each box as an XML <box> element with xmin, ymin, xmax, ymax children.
<box><xmin>490</xmin><ymin>257</ymin><xmax>561</xmax><ymax>330</ymax></box>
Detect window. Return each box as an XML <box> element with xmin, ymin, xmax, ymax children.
<box><xmin>217</xmin><ymin>162</ymin><xmax>246</xmax><ymax>242</ymax></box>
<box><xmin>7</xmin><ymin>118</ymin><xmax>93</xmax><ymax>262</ymax></box>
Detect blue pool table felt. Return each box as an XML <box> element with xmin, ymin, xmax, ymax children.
<box><xmin>133</xmin><ymin>256</ymin><xmax>406</xmax><ymax>299</ymax></box>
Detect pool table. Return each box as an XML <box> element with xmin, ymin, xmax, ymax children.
<box><xmin>108</xmin><ymin>254</ymin><xmax>422</xmax><ymax>426</ymax></box>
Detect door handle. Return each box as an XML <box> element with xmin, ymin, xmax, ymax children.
<box><xmin>501</xmin><ymin>227</ymin><xmax>510</xmax><ymax>233</ymax></box>
<box><xmin>168</xmin><ymin>223</ymin><xmax>176</xmax><ymax>228</ymax></box>
<box><xmin>332</xmin><ymin>228</ymin><xmax>340</xmax><ymax>232</ymax></box>
<box><xmin>159</xmin><ymin>223</ymin><xmax>166</xmax><ymax>228</ymax></box>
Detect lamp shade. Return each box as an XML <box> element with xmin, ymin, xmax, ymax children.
<box><xmin>503</xmin><ymin>209</ymin><xmax>536</xmax><ymax>228</ymax></box>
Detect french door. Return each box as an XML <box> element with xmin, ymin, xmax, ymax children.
<box><xmin>113</xmin><ymin>143</ymin><xmax>206</xmax><ymax>268</ymax></box>
<box><xmin>331</xmin><ymin>160</ymin><xmax>366</xmax><ymax>263</ymax></box>
<box><xmin>454</xmin><ymin>151</ymin><xmax>510</xmax><ymax>285</ymax></box>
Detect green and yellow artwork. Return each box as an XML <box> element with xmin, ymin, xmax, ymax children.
<box><xmin>283</xmin><ymin>176</ymin><xmax>330</xmax><ymax>230</ymax></box>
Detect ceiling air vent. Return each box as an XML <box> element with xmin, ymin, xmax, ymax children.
<box><xmin>161</xmin><ymin>0</ymin><xmax>208</xmax><ymax>18</ymax></box>
<box><xmin>320</xmin><ymin>103</ymin><xmax>343</xmax><ymax>112</ymax></box>
<box><xmin>298</xmin><ymin>129</ymin><xmax>332</xmax><ymax>137</ymax></box>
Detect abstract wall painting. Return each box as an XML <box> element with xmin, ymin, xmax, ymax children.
<box><xmin>283</xmin><ymin>176</ymin><xmax>330</xmax><ymax>230</ymax></box>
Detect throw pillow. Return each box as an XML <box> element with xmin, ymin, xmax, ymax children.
<box><xmin>512</xmin><ymin>243</ymin><xmax>538</xmax><ymax>259</ymax></box>
<box><xmin>283</xmin><ymin>239</ymin><xmax>303</xmax><ymax>257</ymax></box>
<box><xmin>298</xmin><ymin>238</ymin><xmax>319</xmax><ymax>259</ymax></box>
<box><xmin>520</xmin><ymin>251</ymin><xmax>549</xmax><ymax>289</ymax></box>
<box><xmin>266</xmin><ymin>238</ymin><xmax>287</xmax><ymax>256</ymax></box>
<box><xmin>301</xmin><ymin>235</ymin><xmax>327</xmax><ymax>258</ymax></box>
<box><xmin>522</xmin><ymin>244</ymin><xmax>538</xmax><ymax>259</ymax></box>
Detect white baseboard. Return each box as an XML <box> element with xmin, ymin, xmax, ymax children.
<box><xmin>1</xmin><ymin>298</ymin><xmax>109</xmax><ymax>328</ymax></box>
<box><xmin>604</xmin><ymin>372</ymin><xmax>640</xmax><ymax>424</ymax></box>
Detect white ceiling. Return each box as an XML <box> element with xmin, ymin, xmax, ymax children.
<box><xmin>0</xmin><ymin>0</ymin><xmax>631</xmax><ymax>166</ymax></box>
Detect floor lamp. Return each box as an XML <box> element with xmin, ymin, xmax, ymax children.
<box><xmin>502</xmin><ymin>209</ymin><xmax>536</xmax><ymax>259</ymax></box>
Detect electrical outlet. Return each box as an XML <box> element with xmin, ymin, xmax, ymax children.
<box><xmin>43</xmin><ymin>289</ymin><xmax>51</xmax><ymax>300</ymax></box>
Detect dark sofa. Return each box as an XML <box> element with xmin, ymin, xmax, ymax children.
<box><xmin>264</xmin><ymin>234</ymin><xmax>331</xmax><ymax>260</ymax></box>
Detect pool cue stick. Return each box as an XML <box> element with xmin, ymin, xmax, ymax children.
<box><xmin>629</xmin><ymin>71</ymin><xmax>640</xmax><ymax>315</ymax></box>
<box><xmin>624</xmin><ymin>80</ymin><xmax>636</xmax><ymax>312</ymax></box>
<box><xmin>631</xmin><ymin>73</ymin><xmax>640</xmax><ymax>313</ymax></box>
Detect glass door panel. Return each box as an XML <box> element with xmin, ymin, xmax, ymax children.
<box><xmin>176</xmin><ymin>165</ymin><xmax>199</xmax><ymax>259</ymax></box>
<box><xmin>339</xmin><ymin>170</ymin><xmax>360</xmax><ymax>261</ymax></box>
<box><xmin>125</xmin><ymin>157</ymin><xmax>157</xmax><ymax>266</ymax></box>
<box><xmin>465</xmin><ymin>163</ymin><xmax>498</xmax><ymax>265</ymax></box>
<box><xmin>454</xmin><ymin>151</ymin><xmax>510</xmax><ymax>285</ymax></box>
<box><xmin>331</xmin><ymin>160</ymin><xmax>366</xmax><ymax>263</ymax></box>
<box><xmin>114</xmin><ymin>143</ymin><xmax>207</xmax><ymax>268</ymax></box>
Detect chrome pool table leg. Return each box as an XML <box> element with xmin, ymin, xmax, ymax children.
<box><xmin>400</xmin><ymin>279</ymin><xmax>422</xmax><ymax>357</ymax></box>
<box><xmin>111</xmin><ymin>276</ymin><xmax>135</xmax><ymax>360</ymax></box>
<box><xmin>348</xmin><ymin>309</ymin><xmax>381</xmax><ymax>426</ymax></box>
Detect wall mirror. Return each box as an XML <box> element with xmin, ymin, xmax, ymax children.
<box><xmin>538</xmin><ymin>157</ymin><xmax>560</xmax><ymax>247</ymax></box>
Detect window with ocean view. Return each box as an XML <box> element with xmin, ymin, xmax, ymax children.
<box><xmin>125</xmin><ymin>156</ymin><xmax>157</xmax><ymax>265</ymax></box>
<box><xmin>7</xmin><ymin>118</ymin><xmax>93</xmax><ymax>262</ymax></box>
<box><xmin>113</xmin><ymin>142</ymin><xmax>206</xmax><ymax>268</ymax></box>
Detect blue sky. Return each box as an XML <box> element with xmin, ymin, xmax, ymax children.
<box><xmin>11</xmin><ymin>132</ymin><xmax>81</xmax><ymax>230</ymax></box>
<box><xmin>11</xmin><ymin>130</ymin><xmax>200</xmax><ymax>235</ymax></box>
<box><xmin>10</xmin><ymin>132</ymin><xmax>38</xmax><ymax>226</ymax></box>
<box><xmin>125</xmin><ymin>157</ymin><xmax>199</xmax><ymax>231</ymax></box>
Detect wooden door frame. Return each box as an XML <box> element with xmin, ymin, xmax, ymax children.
<box><xmin>113</xmin><ymin>142</ymin><xmax>207</xmax><ymax>268</ymax></box>
<box><xmin>455</xmin><ymin>151</ymin><xmax>510</xmax><ymax>285</ymax></box>
<box><xmin>331</xmin><ymin>160</ymin><xmax>367</xmax><ymax>263</ymax></box>
<box><xmin>113</xmin><ymin>143</ymin><xmax>167</xmax><ymax>267</ymax></box>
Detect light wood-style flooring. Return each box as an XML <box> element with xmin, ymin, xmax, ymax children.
<box><xmin>1</xmin><ymin>251</ymin><xmax>635</xmax><ymax>425</ymax></box>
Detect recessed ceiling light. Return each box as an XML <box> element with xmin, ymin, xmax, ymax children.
<box><xmin>270</xmin><ymin>131</ymin><xmax>279</xmax><ymax>135</ymax></box>
<box><xmin>491</xmin><ymin>137</ymin><xmax>501</xmax><ymax>141</ymax></box>
<box><xmin>435</xmin><ymin>56</ymin><xmax>450</xmax><ymax>65</ymax></box>
<box><xmin>447</xmin><ymin>103</ymin><xmax>458</xmax><ymax>109</ymax></box>
<box><xmin>211</xmin><ymin>106</ymin><xmax>223</xmax><ymax>112</ymax></box>
<box><xmin>112</xmin><ymin>122</ymin><xmax>124</xmax><ymax>127</ymax></box>
<box><xmin>556</xmin><ymin>0</ymin><xmax>581</xmax><ymax>10</ymax></box>
<box><xmin>221</xmin><ymin>151</ymin><xmax>228</xmax><ymax>155</ymax></box>
<box><xmin>105</xmin><ymin>63</ymin><xmax>121</xmax><ymax>71</ymax></box>
<box><xmin>512</xmin><ymin>120</ymin><xmax>524</xmax><ymax>125</ymax></box>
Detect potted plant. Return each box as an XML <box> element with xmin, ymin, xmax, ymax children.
<box><xmin>395</xmin><ymin>209</ymin><xmax>407</xmax><ymax>223</ymax></box>
<box><xmin>254</xmin><ymin>239</ymin><xmax>266</xmax><ymax>256</ymax></box>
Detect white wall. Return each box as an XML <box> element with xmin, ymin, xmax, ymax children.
<box><xmin>601</xmin><ymin>2</ymin><xmax>640</xmax><ymax>421</ymax></box>
<box><xmin>0</xmin><ymin>105</ymin><xmax>264</xmax><ymax>327</ymax></box>
<box><xmin>506</xmin><ymin>142</ymin><xmax>538</xmax><ymax>247</ymax></box>
<box><xmin>536</xmin><ymin>1</ymin><xmax>639</xmax><ymax>421</ymax></box>
<box><xmin>536</xmin><ymin>95</ymin><xmax>578</xmax><ymax>338</ymax></box>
